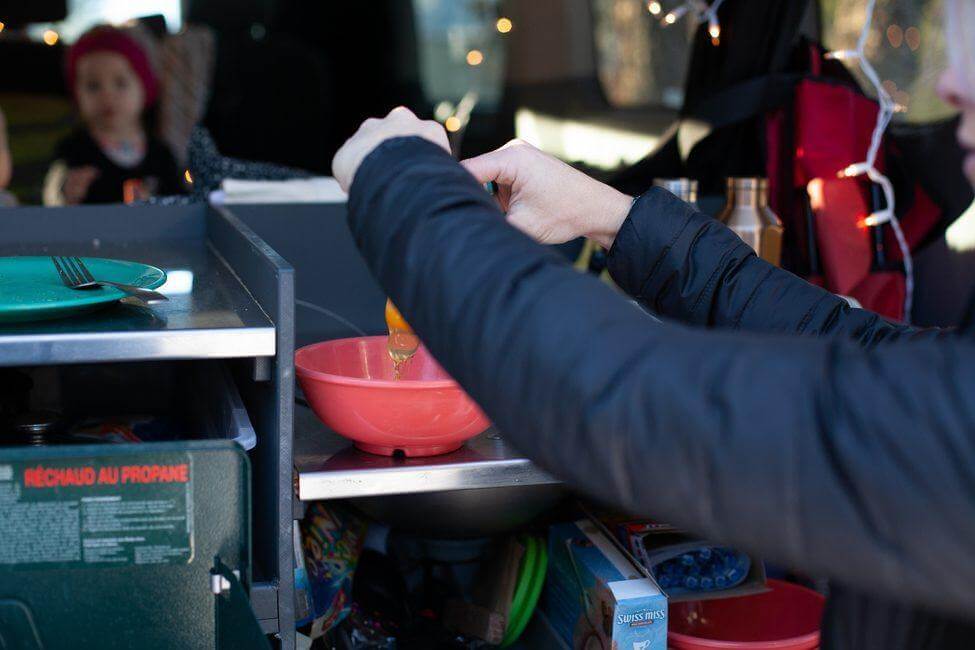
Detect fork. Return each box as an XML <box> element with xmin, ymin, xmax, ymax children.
<box><xmin>51</xmin><ymin>256</ymin><xmax>168</xmax><ymax>303</ymax></box>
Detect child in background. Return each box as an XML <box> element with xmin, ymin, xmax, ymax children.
<box><xmin>44</xmin><ymin>26</ymin><xmax>183</xmax><ymax>205</ymax></box>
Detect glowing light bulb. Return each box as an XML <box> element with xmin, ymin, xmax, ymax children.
<box><xmin>708</xmin><ymin>17</ymin><xmax>720</xmax><ymax>45</ymax></box>
<box><xmin>42</xmin><ymin>30</ymin><xmax>59</xmax><ymax>46</ymax></box>
<box><xmin>662</xmin><ymin>4</ymin><xmax>690</xmax><ymax>25</ymax></box>
<box><xmin>648</xmin><ymin>1</ymin><xmax>662</xmax><ymax>15</ymax></box>
<box><xmin>184</xmin><ymin>170</ymin><xmax>193</xmax><ymax>184</ymax></box>
<box><xmin>838</xmin><ymin>164</ymin><xmax>863</xmax><ymax>178</ymax></box>
<box><xmin>496</xmin><ymin>17</ymin><xmax>513</xmax><ymax>33</ymax></box>
<box><xmin>825</xmin><ymin>49</ymin><xmax>857</xmax><ymax>61</ymax></box>
<box><xmin>864</xmin><ymin>212</ymin><xmax>890</xmax><ymax>227</ymax></box>
<box><xmin>0</xmin><ymin>22</ymin><xmax>5</xmax><ymax>33</ymax></box>
<box><xmin>445</xmin><ymin>116</ymin><xmax>462</xmax><ymax>132</ymax></box>
<box><xmin>466</xmin><ymin>49</ymin><xmax>484</xmax><ymax>66</ymax></box>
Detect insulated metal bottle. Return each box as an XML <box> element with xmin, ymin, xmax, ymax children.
<box><xmin>653</xmin><ymin>178</ymin><xmax>699</xmax><ymax>209</ymax></box>
<box><xmin>718</xmin><ymin>177</ymin><xmax>784</xmax><ymax>266</ymax></box>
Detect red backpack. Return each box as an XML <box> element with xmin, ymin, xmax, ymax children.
<box><xmin>764</xmin><ymin>52</ymin><xmax>941</xmax><ymax>320</ymax></box>
<box><xmin>650</xmin><ymin>47</ymin><xmax>943</xmax><ymax>321</ymax></box>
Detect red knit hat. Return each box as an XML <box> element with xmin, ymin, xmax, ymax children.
<box><xmin>66</xmin><ymin>26</ymin><xmax>159</xmax><ymax>107</ymax></box>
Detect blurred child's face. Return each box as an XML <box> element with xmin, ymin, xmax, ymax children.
<box><xmin>75</xmin><ymin>51</ymin><xmax>144</xmax><ymax>133</ymax></box>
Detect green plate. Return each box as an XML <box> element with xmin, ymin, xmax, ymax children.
<box><xmin>0</xmin><ymin>257</ymin><xmax>167</xmax><ymax>324</ymax></box>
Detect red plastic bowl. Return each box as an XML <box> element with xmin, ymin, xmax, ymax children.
<box><xmin>295</xmin><ymin>336</ymin><xmax>490</xmax><ymax>457</ymax></box>
<box><xmin>669</xmin><ymin>580</ymin><xmax>825</xmax><ymax>650</ymax></box>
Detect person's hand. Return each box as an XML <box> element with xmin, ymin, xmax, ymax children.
<box><xmin>332</xmin><ymin>106</ymin><xmax>450</xmax><ymax>192</ymax></box>
<box><xmin>62</xmin><ymin>166</ymin><xmax>100</xmax><ymax>205</ymax></box>
<box><xmin>462</xmin><ymin>140</ymin><xmax>632</xmax><ymax>248</ymax></box>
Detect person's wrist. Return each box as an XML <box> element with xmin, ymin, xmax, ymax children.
<box><xmin>586</xmin><ymin>189</ymin><xmax>632</xmax><ymax>249</ymax></box>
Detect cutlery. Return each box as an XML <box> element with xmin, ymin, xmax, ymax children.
<box><xmin>51</xmin><ymin>256</ymin><xmax>168</xmax><ymax>303</ymax></box>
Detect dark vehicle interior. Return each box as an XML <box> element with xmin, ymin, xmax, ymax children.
<box><xmin>1</xmin><ymin>0</ymin><xmax>972</xmax><ymax>325</ymax></box>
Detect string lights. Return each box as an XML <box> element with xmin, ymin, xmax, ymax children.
<box><xmin>655</xmin><ymin>0</ymin><xmax>727</xmax><ymax>46</ymax></box>
<box><xmin>653</xmin><ymin>0</ymin><xmax>910</xmax><ymax>319</ymax></box>
<box><xmin>438</xmin><ymin>10</ymin><xmax>513</xmax><ymax>134</ymax></box>
<box><xmin>826</xmin><ymin>0</ymin><xmax>913</xmax><ymax>321</ymax></box>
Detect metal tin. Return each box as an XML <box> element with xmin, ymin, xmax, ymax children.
<box><xmin>653</xmin><ymin>178</ymin><xmax>699</xmax><ymax>208</ymax></box>
<box><xmin>718</xmin><ymin>177</ymin><xmax>784</xmax><ymax>266</ymax></box>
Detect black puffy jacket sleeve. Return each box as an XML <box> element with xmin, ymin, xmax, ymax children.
<box><xmin>608</xmin><ymin>187</ymin><xmax>943</xmax><ymax>343</ymax></box>
<box><xmin>347</xmin><ymin>137</ymin><xmax>975</xmax><ymax>617</ymax></box>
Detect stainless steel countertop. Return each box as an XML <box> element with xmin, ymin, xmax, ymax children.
<box><xmin>294</xmin><ymin>403</ymin><xmax>558</xmax><ymax>500</ymax></box>
<box><xmin>0</xmin><ymin>240</ymin><xmax>276</xmax><ymax>365</ymax></box>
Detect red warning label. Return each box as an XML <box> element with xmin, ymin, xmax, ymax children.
<box><xmin>0</xmin><ymin>453</ymin><xmax>194</xmax><ymax>569</ymax></box>
<box><xmin>23</xmin><ymin>463</ymin><xmax>190</xmax><ymax>488</ymax></box>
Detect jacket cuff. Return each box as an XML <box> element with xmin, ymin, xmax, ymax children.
<box><xmin>607</xmin><ymin>186</ymin><xmax>757</xmax><ymax>323</ymax></box>
<box><xmin>606</xmin><ymin>186</ymin><xmax>699</xmax><ymax>303</ymax></box>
